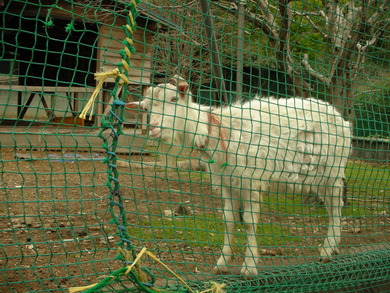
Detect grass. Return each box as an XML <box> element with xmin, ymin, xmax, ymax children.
<box><xmin>127</xmin><ymin>160</ymin><xmax>389</xmax><ymax>251</ymax></box>
<box><xmin>127</xmin><ymin>213</ymin><xmax>294</xmax><ymax>249</ymax></box>
<box><xmin>345</xmin><ymin>161</ymin><xmax>390</xmax><ymax>217</ymax></box>
<box><xmin>255</xmin><ymin>161</ymin><xmax>390</xmax><ymax>218</ymax></box>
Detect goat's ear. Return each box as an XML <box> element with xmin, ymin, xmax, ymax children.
<box><xmin>169</xmin><ymin>74</ymin><xmax>186</xmax><ymax>86</ymax></box>
<box><xmin>177</xmin><ymin>81</ymin><xmax>189</xmax><ymax>99</ymax></box>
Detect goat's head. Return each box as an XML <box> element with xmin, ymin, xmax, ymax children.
<box><xmin>125</xmin><ymin>80</ymin><xmax>190</xmax><ymax>142</ymax></box>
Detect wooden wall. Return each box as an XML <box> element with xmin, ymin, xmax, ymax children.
<box><xmin>0</xmin><ymin>1</ymin><xmax>156</xmax><ymax>122</ymax></box>
<box><xmin>98</xmin><ymin>18</ymin><xmax>153</xmax><ymax>85</ymax></box>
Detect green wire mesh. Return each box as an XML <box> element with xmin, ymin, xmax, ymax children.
<box><xmin>0</xmin><ymin>0</ymin><xmax>389</xmax><ymax>292</ymax></box>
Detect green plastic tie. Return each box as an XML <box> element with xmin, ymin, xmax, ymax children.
<box><xmin>65</xmin><ymin>21</ymin><xmax>75</xmax><ymax>32</ymax></box>
<box><xmin>44</xmin><ymin>19</ymin><xmax>53</xmax><ymax>27</ymax></box>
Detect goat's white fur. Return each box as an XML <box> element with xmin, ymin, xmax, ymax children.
<box><xmin>126</xmin><ymin>81</ymin><xmax>351</xmax><ymax>276</ymax></box>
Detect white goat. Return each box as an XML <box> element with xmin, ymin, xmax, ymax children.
<box><xmin>125</xmin><ymin>80</ymin><xmax>351</xmax><ymax>276</ymax></box>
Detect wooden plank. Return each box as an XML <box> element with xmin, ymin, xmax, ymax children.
<box><xmin>96</xmin><ymin>18</ymin><xmax>154</xmax><ymax>84</ymax></box>
<box><xmin>100</xmin><ymin>51</ymin><xmax>151</xmax><ymax>66</ymax></box>
<box><xmin>0</xmin><ymin>126</ymin><xmax>148</xmax><ymax>153</ymax></box>
<box><xmin>99</xmin><ymin>52</ymin><xmax>122</xmax><ymax>60</ymax></box>
<box><xmin>18</xmin><ymin>93</ymin><xmax>36</xmax><ymax>119</ymax></box>
<box><xmin>100</xmin><ymin>25</ymin><xmax>126</xmax><ymax>39</ymax></box>
<box><xmin>0</xmin><ymin>85</ymin><xmax>94</xmax><ymax>92</ymax></box>
<box><xmin>0</xmin><ymin>86</ymin><xmax>95</xmax><ymax>121</ymax></box>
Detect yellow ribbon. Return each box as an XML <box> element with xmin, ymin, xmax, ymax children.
<box><xmin>79</xmin><ymin>69</ymin><xmax>125</xmax><ymax>120</ymax></box>
<box><xmin>69</xmin><ymin>247</ymin><xmax>226</xmax><ymax>293</ymax></box>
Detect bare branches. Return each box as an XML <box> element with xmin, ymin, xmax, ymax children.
<box><xmin>302</xmin><ymin>0</ymin><xmax>388</xmax><ymax>94</ymax></box>
<box><xmin>369</xmin><ymin>0</ymin><xmax>390</xmax><ymax>25</ymax></box>
<box><xmin>293</xmin><ymin>11</ymin><xmax>329</xmax><ymax>39</ymax></box>
<box><xmin>142</xmin><ymin>0</ymin><xmax>388</xmax><ymax>115</ymax></box>
<box><xmin>229</xmin><ymin>0</ymin><xmax>388</xmax><ymax>114</ymax></box>
<box><xmin>140</xmin><ymin>0</ymin><xmax>198</xmax><ymax>11</ymax></box>
<box><xmin>256</xmin><ymin>0</ymin><xmax>279</xmax><ymax>44</ymax></box>
<box><xmin>302</xmin><ymin>54</ymin><xmax>330</xmax><ymax>84</ymax></box>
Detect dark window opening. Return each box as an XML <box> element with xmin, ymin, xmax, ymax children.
<box><xmin>1</xmin><ymin>13</ymin><xmax>98</xmax><ymax>87</ymax></box>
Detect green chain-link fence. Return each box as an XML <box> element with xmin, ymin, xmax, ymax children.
<box><xmin>0</xmin><ymin>0</ymin><xmax>389</xmax><ymax>292</ymax></box>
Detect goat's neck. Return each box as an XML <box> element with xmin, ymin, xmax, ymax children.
<box><xmin>182</xmin><ymin>104</ymin><xmax>210</xmax><ymax>149</ymax></box>
<box><xmin>184</xmin><ymin>106</ymin><xmax>228</xmax><ymax>162</ymax></box>
<box><xmin>205</xmin><ymin>112</ymin><xmax>228</xmax><ymax>152</ymax></box>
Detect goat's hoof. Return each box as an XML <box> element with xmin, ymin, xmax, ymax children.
<box><xmin>240</xmin><ymin>267</ymin><xmax>258</xmax><ymax>277</ymax></box>
<box><xmin>319</xmin><ymin>248</ymin><xmax>340</xmax><ymax>263</ymax></box>
<box><xmin>212</xmin><ymin>266</ymin><xmax>230</xmax><ymax>275</ymax></box>
<box><xmin>319</xmin><ymin>246</ymin><xmax>340</xmax><ymax>263</ymax></box>
<box><xmin>319</xmin><ymin>256</ymin><xmax>331</xmax><ymax>263</ymax></box>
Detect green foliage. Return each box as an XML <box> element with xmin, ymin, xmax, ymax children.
<box><xmin>289</xmin><ymin>2</ymin><xmax>327</xmax><ymax>59</ymax></box>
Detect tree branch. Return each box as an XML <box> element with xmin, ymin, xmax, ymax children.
<box><xmin>301</xmin><ymin>54</ymin><xmax>330</xmax><ymax>84</ymax></box>
<box><xmin>293</xmin><ymin>11</ymin><xmax>329</xmax><ymax>39</ymax></box>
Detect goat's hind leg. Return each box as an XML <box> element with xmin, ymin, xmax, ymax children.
<box><xmin>319</xmin><ymin>183</ymin><xmax>343</xmax><ymax>262</ymax></box>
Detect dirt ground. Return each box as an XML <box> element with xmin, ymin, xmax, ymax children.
<box><xmin>0</xmin><ymin>147</ymin><xmax>389</xmax><ymax>292</ymax></box>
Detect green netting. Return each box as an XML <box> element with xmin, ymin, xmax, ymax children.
<box><xmin>0</xmin><ymin>0</ymin><xmax>389</xmax><ymax>292</ymax></box>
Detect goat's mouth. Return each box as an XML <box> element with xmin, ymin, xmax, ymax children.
<box><xmin>124</xmin><ymin>102</ymin><xmax>146</xmax><ymax>113</ymax></box>
<box><xmin>149</xmin><ymin>127</ymin><xmax>161</xmax><ymax>139</ymax></box>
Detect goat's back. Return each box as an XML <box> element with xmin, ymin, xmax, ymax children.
<box><xmin>213</xmin><ymin>97</ymin><xmax>351</xmax><ymax>188</ymax></box>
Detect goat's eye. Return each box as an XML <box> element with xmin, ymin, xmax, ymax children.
<box><xmin>171</xmin><ymin>97</ymin><xmax>178</xmax><ymax>102</ymax></box>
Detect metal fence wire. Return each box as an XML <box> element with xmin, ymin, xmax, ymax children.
<box><xmin>0</xmin><ymin>0</ymin><xmax>389</xmax><ymax>292</ymax></box>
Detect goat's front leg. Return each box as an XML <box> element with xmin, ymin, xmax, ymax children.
<box><xmin>214</xmin><ymin>196</ymin><xmax>240</xmax><ymax>274</ymax></box>
<box><xmin>241</xmin><ymin>191</ymin><xmax>261</xmax><ymax>276</ymax></box>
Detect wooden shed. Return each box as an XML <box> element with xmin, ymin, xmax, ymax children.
<box><xmin>0</xmin><ymin>0</ymin><xmax>172</xmax><ymax>127</ymax></box>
